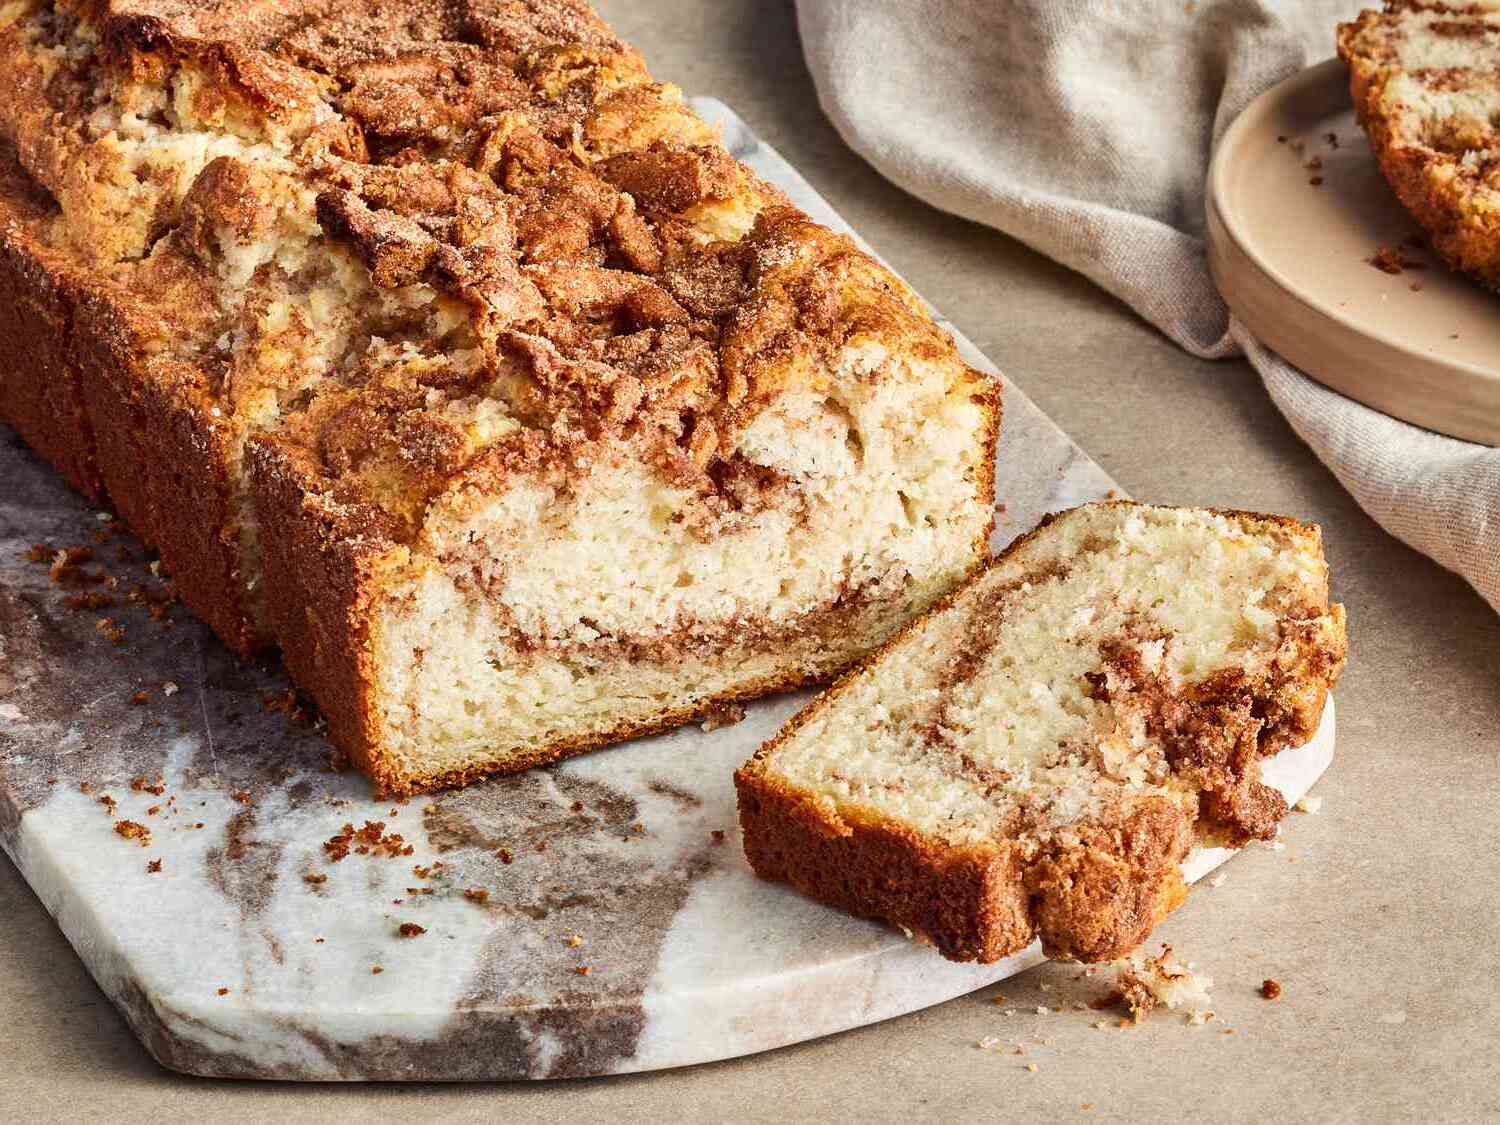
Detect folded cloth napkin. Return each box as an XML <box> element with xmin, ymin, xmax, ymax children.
<box><xmin>796</xmin><ymin>0</ymin><xmax>1500</xmax><ymax>611</ymax></box>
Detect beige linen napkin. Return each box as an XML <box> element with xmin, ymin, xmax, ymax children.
<box><xmin>796</xmin><ymin>0</ymin><xmax>1500</xmax><ymax>611</ymax></box>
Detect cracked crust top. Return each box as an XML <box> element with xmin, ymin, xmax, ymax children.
<box><xmin>0</xmin><ymin>0</ymin><xmax>992</xmax><ymax>555</ymax></box>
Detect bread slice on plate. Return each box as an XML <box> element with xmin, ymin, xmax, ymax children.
<box><xmin>1340</xmin><ymin>3</ymin><xmax>1500</xmax><ymax>286</ymax></box>
<box><xmin>736</xmin><ymin>503</ymin><xmax>1347</xmax><ymax>964</ymax></box>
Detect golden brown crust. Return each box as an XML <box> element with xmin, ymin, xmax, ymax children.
<box><xmin>79</xmin><ymin>318</ymin><xmax>267</xmax><ymax>654</ymax></box>
<box><xmin>736</xmin><ymin>769</ymin><xmax>1033</xmax><ymax>963</ymax></box>
<box><xmin>735</xmin><ymin>502</ymin><xmax>1348</xmax><ymax>965</ymax></box>
<box><xmin>248</xmin><ymin>432</ymin><xmax>392</xmax><ymax>787</ymax></box>
<box><xmin>0</xmin><ymin>134</ymin><xmax>263</xmax><ymax>647</ymax></box>
<box><xmin>0</xmin><ymin>149</ymin><xmax>107</xmax><ymax>504</ymax></box>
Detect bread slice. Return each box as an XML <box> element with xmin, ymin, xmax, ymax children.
<box><xmin>736</xmin><ymin>503</ymin><xmax>1347</xmax><ymax>964</ymax></box>
<box><xmin>0</xmin><ymin>1</ymin><xmax>997</xmax><ymax>793</ymax></box>
<box><xmin>1340</xmin><ymin>3</ymin><xmax>1500</xmax><ymax>287</ymax></box>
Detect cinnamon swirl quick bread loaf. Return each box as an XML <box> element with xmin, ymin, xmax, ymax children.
<box><xmin>0</xmin><ymin>1</ymin><xmax>998</xmax><ymax>794</ymax></box>
<box><xmin>1340</xmin><ymin>3</ymin><xmax>1500</xmax><ymax>287</ymax></box>
<box><xmin>737</xmin><ymin>504</ymin><xmax>1346</xmax><ymax>964</ymax></box>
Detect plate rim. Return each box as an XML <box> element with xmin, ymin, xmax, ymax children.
<box><xmin>1207</xmin><ymin>56</ymin><xmax>1500</xmax><ymax>447</ymax></box>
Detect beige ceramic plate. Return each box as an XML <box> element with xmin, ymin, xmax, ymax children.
<box><xmin>1208</xmin><ymin>57</ymin><xmax>1500</xmax><ymax>446</ymax></box>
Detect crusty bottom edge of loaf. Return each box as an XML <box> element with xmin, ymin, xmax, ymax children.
<box><xmin>734</xmin><ymin>692</ymin><xmax>1330</xmax><ymax>965</ymax></box>
<box><xmin>366</xmin><ymin>561</ymin><xmax>990</xmax><ymax>798</ymax></box>
<box><xmin>389</xmin><ymin>658</ymin><xmax>846</xmax><ymax>798</ymax></box>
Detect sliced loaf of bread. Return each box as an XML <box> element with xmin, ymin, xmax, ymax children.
<box><xmin>735</xmin><ymin>503</ymin><xmax>1347</xmax><ymax>964</ymax></box>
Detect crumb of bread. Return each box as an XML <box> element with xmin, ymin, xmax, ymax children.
<box><xmin>1261</xmin><ymin>978</ymin><xmax>1282</xmax><ymax>1000</ymax></box>
<box><xmin>1295</xmin><ymin>795</ymin><xmax>1322</xmax><ymax>814</ymax></box>
<box><xmin>114</xmin><ymin>819</ymin><xmax>151</xmax><ymax>846</ymax></box>
<box><xmin>397</xmin><ymin>922</ymin><xmax>426</xmax><ymax>938</ymax></box>
<box><xmin>1112</xmin><ymin>944</ymin><xmax>1214</xmax><ymax>1024</ymax></box>
<box><xmin>1369</xmin><ymin>245</ymin><xmax>1424</xmax><ymax>274</ymax></box>
<box><xmin>64</xmin><ymin>590</ymin><xmax>114</xmax><ymax>610</ymax></box>
<box><xmin>324</xmin><ymin>827</ymin><xmax>352</xmax><ymax>862</ymax></box>
<box><xmin>700</xmin><ymin>703</ymin><xmax>748</xmax><ymax>732</ymax></box>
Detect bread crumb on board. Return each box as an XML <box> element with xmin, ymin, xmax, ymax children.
<box><xmin>1112</xmin><ymin>944</ymin><xmax>1214</xmax><ymax>1025</ymax></box>
<box><xmin>114</xmin><ymin>819</ymin><xmax>151</xmax><ymax>846</ymax></box>
<box><xmin>700</xmin><ymin>703</ymin><xmax>747</xmax><ymax>732</ymax></box>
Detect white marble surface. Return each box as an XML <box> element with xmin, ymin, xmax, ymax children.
<box><xmin>0</xmin><ymin>100</ymin><xmax>1334</xmax><ymax>1081</ymax></box>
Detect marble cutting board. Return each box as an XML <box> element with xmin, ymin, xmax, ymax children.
<box><xmin>0</xmin><ymin>99</ymin><xmax>1335</xmax><ymax>1081</ymax></box>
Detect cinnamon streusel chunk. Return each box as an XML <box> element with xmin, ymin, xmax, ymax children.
<box><xmin>736</xmin><ymin>503</ymin><xmax>1345</xmax><ymax>963</ymax></box>
<box><xmin>0</xmin><ymin>1</ymin><xmax>998</xmax><ymax>793</ymax></box>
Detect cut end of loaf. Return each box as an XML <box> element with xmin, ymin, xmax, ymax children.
<box><xmin>736</xmin><ymin>502</ymin><xmax>1347</xmax><ymax>964</ymax></box>
<box><xmin>249</xmin><ymin>328</ymin><xmax>997</xmax><ymax>796</ymax></box>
